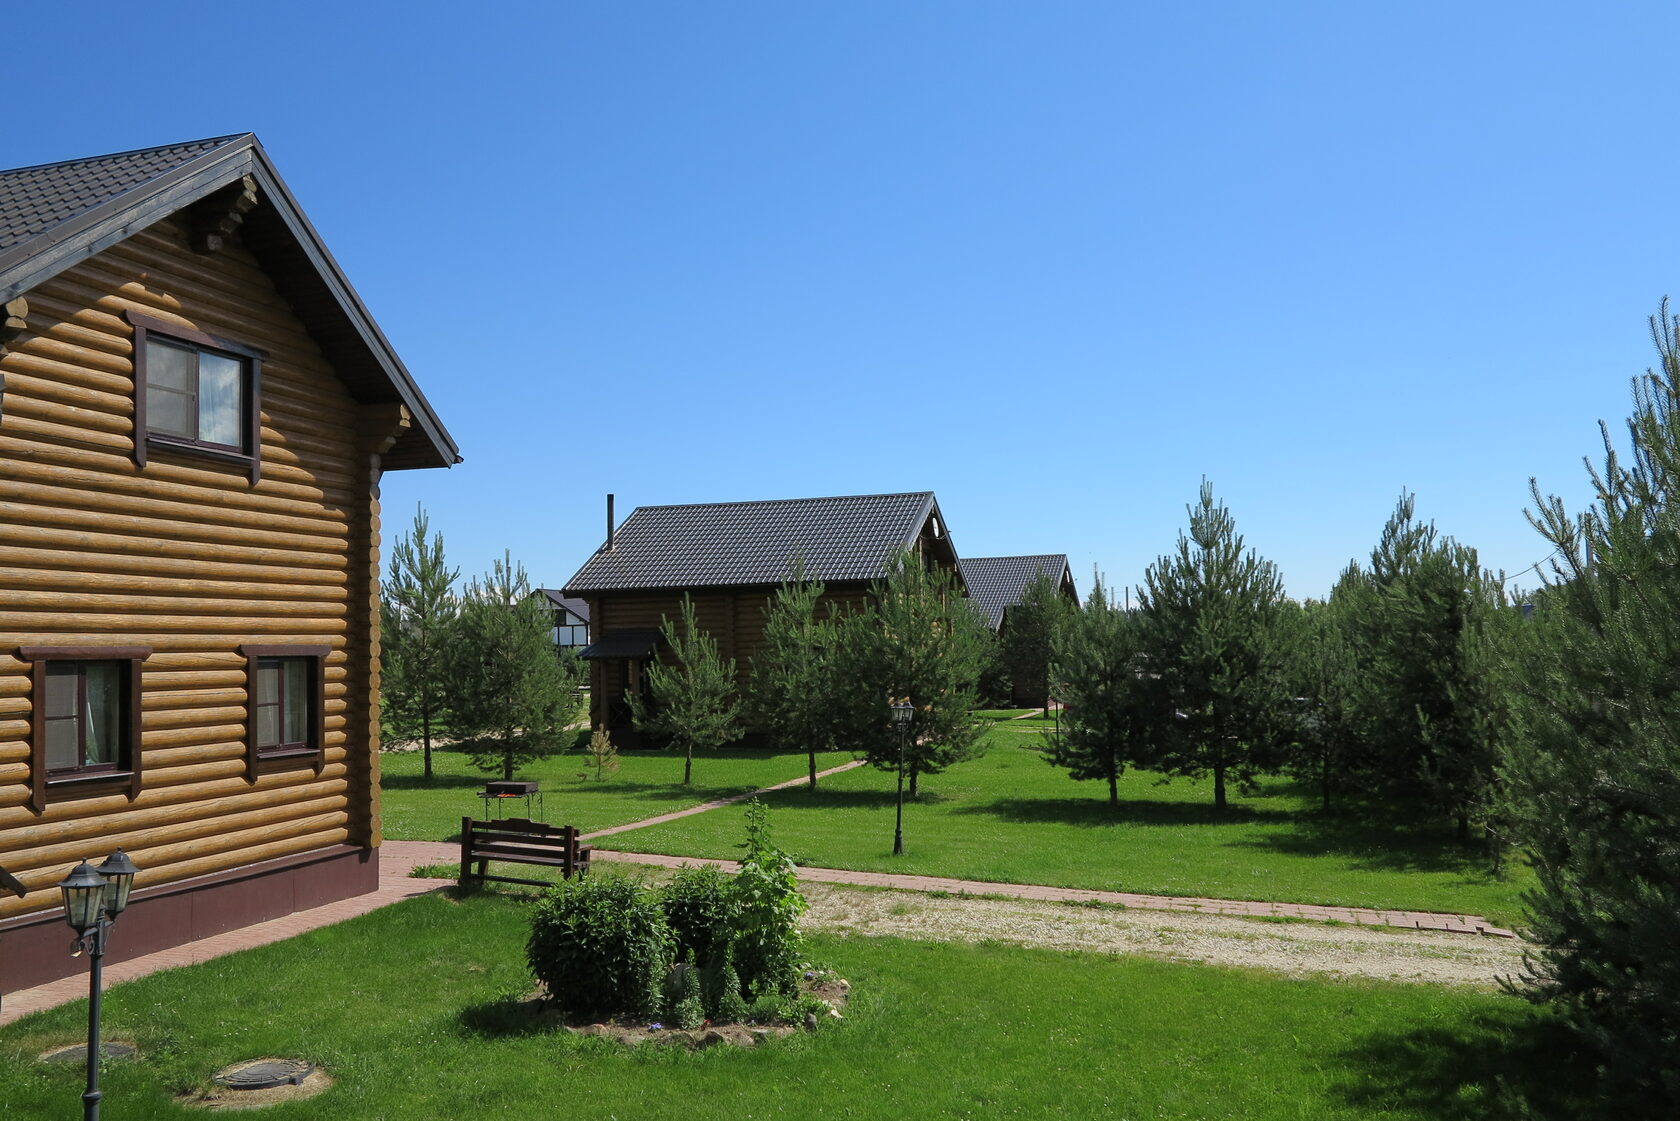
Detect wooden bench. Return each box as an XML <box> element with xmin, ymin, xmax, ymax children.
<box><xmin>458</xmin><ymin>816</ymin><xmax>592</xmax><ymax>889</ymax></box>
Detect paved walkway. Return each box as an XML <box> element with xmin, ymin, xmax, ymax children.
<box><xmin>387</xmin><ymin>839</ymin><xmax>1514</xmax><ymax>939</ymax></box>
<box><xmin>0</xmin><ymin>853</ymin><xmax>452</xmax><ymax>1027</ymax></box>
<box><xmin>580</xmin><ymin>758</ymin><xmax>866</xmax><ymax>839</ymax></box>
<box><xmin>0</xmin><ymin>760</ymin><xmax>1514</xmax><ymax>1025</ymax></box>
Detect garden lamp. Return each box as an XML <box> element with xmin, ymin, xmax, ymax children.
<box><xmin>891</xmin><ymin>698</ymin><xmax>914</xmax><ymax>855</ymax></box>
<box><xmin>56</xmin><ymin>860</ymin><xmax>107</xmax><ymax>936</ymax></box>
<box><xmin>56</xmin><ymin>852</ymin><xmax>142</xmax><ymax>1121</ymax></box>
<box><xmin>96</xmin><ymin>850</ymin><xmax>138</xmax><ymax>918</ymax></box>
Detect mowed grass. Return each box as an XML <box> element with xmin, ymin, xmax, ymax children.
<box><xmin>381</xmin><ymin>742</ymin><xmax>855</xmax><ymax>841</ymax></box>
<box><xmin>601</xmin><ymin>727</ymin><xmax>1532</xmax><ymax>926</ymax></box>
<box><xmin>0</xmin><ymin>891</ymin><xmax>1591</xmax><ymax>1121</ymax></box>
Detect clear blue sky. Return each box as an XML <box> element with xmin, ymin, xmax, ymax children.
<box><xmin>12</xmin><ymin>2</ymin><xmax>1677</xmax><ymax>599</ymax></box>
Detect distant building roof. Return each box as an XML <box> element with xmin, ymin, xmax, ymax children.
<box><xmin>958</xmin><ymin>555</ymin><xmax>1073</xmax><ymax>629</ymax></box>
<box><xmin>0</xmin><ymin>134</ymin><xmax>457</xmax><ymax>471</ymax></box>
<box><xmin>563</xmin><ymin>491</ymin><xmax>950</xmax><ymax>593</ymax></box>
<box><xmin>534</xmin><ymin>589</ymin><xmax>590</xmax><ymax>622</ymax></box>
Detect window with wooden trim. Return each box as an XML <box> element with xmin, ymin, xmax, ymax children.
<box><xmin>240</xmin><ymin>645</ymin><xmax>327</xmax><ymax>778</ymax></box>
<box><xmin>126</xmin><ymin>309</ymin><xmax>263</xmax><ymax>483</ymax></box>
<box><xmin>17</xmin><ymin>646</ymin><xmax>149</xmax><ymax>812</ymax></box>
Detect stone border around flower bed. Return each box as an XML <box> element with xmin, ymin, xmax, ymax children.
<box><xmin>541</xmin><ymin>976</ymin><xmax>851</xmax><ymax>1050</ymax></box>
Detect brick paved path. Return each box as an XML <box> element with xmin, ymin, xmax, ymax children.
<box><xmin>0</xmin><ymin>852</ymin><xmax>453</xmax><ymax>1027</ymax></box>
<box><xmin>0</xmin><ymin>761</ymin><xmax>862</xmax><ymax>1026</ymax></box>
<box><xmin>0</xmin><ymin>760</ymin><xmax>1515</xmax><ymax>1026</ymax></box>
<box><xmin>378</xmin><ymin>839</ymin><xmax>1515</xmax><ymax>939</ymax></box>
<box><xmin>587</xmin><ymin>850</ymin><xmax>1516</xmax><ymax>938</ymax></box>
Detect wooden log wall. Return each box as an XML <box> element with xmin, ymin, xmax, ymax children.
<box><xmin>0</xmin><ymin>215</ymin><xmax>385</xmax><ymax>921</ymax></box>
<box><xmin>587</xmin><ymin>584</ymin><xmax>873</xmax><ymax>727</ymax></box>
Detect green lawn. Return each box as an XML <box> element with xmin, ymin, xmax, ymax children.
<box><xmin>599</xmin><ymin>729</ymin><xmax>1533</xmax><ymax>926</ymax></box>
<box><xmin>380</xmin><ymin>742</ymin><xmax>855</xmax><ymax>841</ymax></box>
<box><xmin>0</xmin><ymin>891</ymin><xmax>1589</xmax><ymax>1120</ymax></box>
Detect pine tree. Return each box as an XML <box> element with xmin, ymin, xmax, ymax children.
<box><xmin>630</xmin><ymin>595</ymin><xmax>742</xmax><ymax>785</ymax></box>
<box><xmin>1502</xmin><ymin>300</ymin><xmax>1680</xmax><ymax>1111</ymax></box>
<box><xmin>1137</xmin><ymin>480</ymin><xmax>1288</xmax><ymax>811</ymax></box>
<box><xmin>830</xmin><ymin>552</ymin><xmax>991</xmax><ymax>797</ymax></box>
<box><xmin>1276</xmin><ymin>595</ymin><xmax>1364</xmax><ymax>812</ymax></box>
<box><xmin>1348</xmin><ymin>494</ymin><xmax>1509</xmax><ymax>838</ymax></box>
<box><xmin>1045</xmin><ymin>582</ymin><xmax>1155</xmax><ymax>805</ymax></box>
<box><xmin>1000</xmin><ymin>572</ymin><xmax>1073</xmax><ymax>714</ymax></box>
<box><xmin>751</xmin><ymin>572</ymin><xmax>839</xmax><ymax>789</ymax></box>
<box><xmin>585</xmin><ymin>726</ymin><xmax>619</xmax><ymax>781</ymax></box>
<box><xmin>380</xmin><ymin>505</ymin><xmax>458</xmax><ymax>780</ymax></box>
<box><xmin>447</xmin><ymin>551</ymin><xmax>583</xmax><ymax>780</ymax></box>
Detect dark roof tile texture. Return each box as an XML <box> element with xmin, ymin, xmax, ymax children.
<box><xmin>564</xmin><ymin>492</ymin><xmax>937</xmax><ymax>592</ymax></box>
<box><xmin>958</xmin><ymin>555</ymin><xmax>1071</xmax><ymax>629</ymax></box>
<box><xmin>535</xmin><ymin>589</ymin><xmax>591</xmax><ymax>621</ymax></box>
<box><xmin>0</xmin><ymin>136</ymin><xmax>242</xmax><ymax>250</ymax></box>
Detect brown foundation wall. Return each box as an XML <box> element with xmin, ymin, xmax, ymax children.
<box><xmin>0</xmin><ymin>843</ymin><xmax>376</xmax><ymax>994</ymax></box>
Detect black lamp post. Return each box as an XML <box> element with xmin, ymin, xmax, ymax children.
<box><xmin>891</xmin><ymin>699</ymin><xmax>914</xmax><ymax>855</ymax></box>
<box><xmin>57</xmin><ymin>850</ymin><xmax>139</xmax><ymax>1121</ymax></box>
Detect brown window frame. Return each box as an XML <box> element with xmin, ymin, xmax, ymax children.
<box><xmin>239</xmin><ymin>645</ymin><xmax>328</xmax><ymax>780</ymax></box>
<box><xmin>126</xmin><ymin>309</ymin><xmax>264</xmax><ymax>484</ymax></box>
<box><xmin>17</xmin><ymin>645</ymin><xmax>150</xmax><ymax>813</ymax></box>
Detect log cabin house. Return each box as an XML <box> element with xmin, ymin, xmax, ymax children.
<box><xmin>562</xmin><ymin>492</ymin><xmax>960</xmax><ymax>747</ymax></box>
<box><xmin>958</xmin><ymin>554</ymin><xmax>1079</xmax><ymax>706</ymax></box>
<box><xmin>0</xmin><ymin>135</ymin><xmax>457</xmax><ymax>994</ymax></box>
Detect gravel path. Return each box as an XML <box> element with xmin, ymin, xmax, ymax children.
<box><xmin>798</xmin><ymin>882</ymin><xmax>1529</xmax><ymax>988</ymax></box>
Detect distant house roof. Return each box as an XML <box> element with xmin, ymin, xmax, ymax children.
<box><xmin>0</xmin><ymin>134</ymin><xmax>457</xmax><ymax>471</ymax></box>
<box><xmin>534</xmin><ymin>589</ymin><xmax>590</xmax><ymax>622</ymax></box>
<box><xmin>563</xmin><ymin>491</ymin><xmax>952</xmax><ymax>594</ymax></box>
<box><xmin>958</xmin><ymin>555</ymin><xmax>1074</xmax><ymax>630</ymax></box>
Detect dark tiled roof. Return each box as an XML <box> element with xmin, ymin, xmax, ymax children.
<box><xmin>958</xmin><ymin>555</ymin><xmax>1072</xmax><ymax>629</ymax></box>
<box><xmin>0</xmin><ymin>135</ymin><xmax>457</xmax><ymax>471</ymax></box>
<box><xmin>0</xmin><ymin>136</ymin><xmax>243</xmax><ymax>250</ymax></box>
<box><xmin>535</xmin><ymin>589</ymin><xmax>590</xmax><ymax>622</ymax></box>
<box><xmin>564</xmin><ymin>492</ymin><xmax>940</xmax><ymax>593</ymax></box>
<box><xmin>579</xmin><ymin>628</ymin><xmax>664</xmax><ymax>659</ymax></box>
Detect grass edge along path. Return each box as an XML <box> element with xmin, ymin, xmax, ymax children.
<box><xmin>579</xmin><ymin>758</ymin><xmax>866</xmax><ymax>839</ymax></box>
<box><xmin>597</xmin><ymin>731</ymin><xmax>1529</xmax><ymax>925</ymax></box>
<box><xmin>587</xmin><ymin>848</ymin><xmax>1515</xmax><ymax>937</ymax></box>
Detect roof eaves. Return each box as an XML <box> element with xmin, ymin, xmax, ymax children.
<box><xmin>0</xmin><ymin>135</ymin><xmax>254</xmax><ymax>303</ymax></box>
<box><xmin>241</xmin><ymin>140</ymin><xmax>458</xmax><ymax>471</ymax></box>
<box><xmin>0</xmin><ymin>134</ymin><xmax>459</xmax><ymax>472</ymax></box>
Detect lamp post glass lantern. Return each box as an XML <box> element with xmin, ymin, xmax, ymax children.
<box><xmin>891</xmin><ymin>699</ymin><xmax>914</xmax><ymax>856</ymax></box>
<box><xmin>56</xmin><ymin>850</ymin><xmax>140</xmax><ymax>1121</ymax></box>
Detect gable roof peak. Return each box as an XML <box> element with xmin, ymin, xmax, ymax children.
<box><xmin>0</xmin><ymin>133</ymin><xmax>457</xmax><ymax>471</ymax></box>
<box><xmin>563</xmin><ymin>490</ymin><xmax>950</xmax><ymax>594</ymax></box>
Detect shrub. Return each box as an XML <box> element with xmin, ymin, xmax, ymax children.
<box><xmin>526</xmin><ymin>874</ymin><xmax>670</xmax><ymax>1019</ymax></box>
<box><xmin>731</xmin><ymin>800</ymin><xmax>808</xmax><ymax>998</ymax></box>
<box><xmin>660</xmin><ymin>863</ymin><xmax>738</xmax><ymax>967</ymax></box>
<box><xmin>708</xmin><ymin>950</ymin><xmax>749</xmax><ymax>1023</ymax></box>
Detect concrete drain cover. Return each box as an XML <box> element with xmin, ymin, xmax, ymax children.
<box><xmin>40</xmin><ymin>1041</ymin><xmax>137</xmax><ymax>1063</ymax></box>
<box><xmin>213</xmin><ymin>1059</ymin><xmax>315</xmax><ymax>1090</ymax></box>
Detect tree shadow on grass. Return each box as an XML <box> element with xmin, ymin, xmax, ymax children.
<box><xmin>1332</xmin><ymin>1011</ymin><xmax>1598</xmax><ymax>1120</ymax></box>
<box><xmin>1227</xmin><ymin>800</ymin><xmax>1494</xmax><ymax>877</ymax></box>
<box><xmin>950</xmin><ymin>795</ymin><xmax>1276</xmax><ymax>829</ymax></box>
<box><xmin>458</xmin><ymin>994</ymin><xmax>557</xmax><ymax>1038</ymax></box>
<box><xmin>762</xmin><ymin>785</ymin><xmax>955</xmax><ymax>811</ymax></box>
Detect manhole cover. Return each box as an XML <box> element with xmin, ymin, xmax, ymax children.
<box><xmin>212</xmin><ymin>1059</ymin><xmax>315</xmax><ymax>1091</ymax></box>
<box><xmin>40</xmin><ymin>1041</ymin><xmax>137</xmax><ymax>1063</ymax></box>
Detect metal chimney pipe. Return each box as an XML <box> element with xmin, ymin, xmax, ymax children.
<box><xmin>607</xmin><ymin>493</ymin><xmax>615</xmax><ymax>551</ymax></box>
